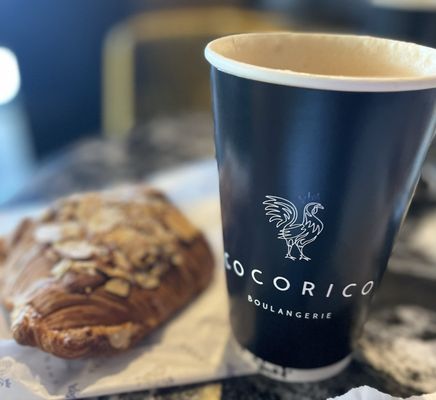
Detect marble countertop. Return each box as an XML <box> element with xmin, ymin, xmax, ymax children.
<box><xmin>5</xmin><ymin>114</ymin><xmax>436</xmax><ymax>399</ymax></box>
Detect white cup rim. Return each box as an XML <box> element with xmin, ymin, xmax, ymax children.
<box><xmin>205</xmin><ymin>32</ymin><xmax>436</xmax><ymax>92</ymax></box>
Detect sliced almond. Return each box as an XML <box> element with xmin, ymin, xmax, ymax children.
<box><xmin>141</xmin><ymin>253</ymin><xmax>158</xmax><ymax>270</ymax></box>
<box><xmin>164</xmin><ymin>243</ymin><xmax>177</xmax><ymax>254</ymax></box>
<box><xmin>102</xmin><ymin>227</ymin><xmax>149</xmax><ymax>255</ymax></box>
<box><xmin>39</xmin><ymin>208</ymin><xmax>55</xmax><ymax>222</ymax></box>
<box><xmin>171</xmin><ymin>254</ymin><xmax>184</xmax><ymax>267</ymax></box>
<box><xmin>150</xmin><ymin>263</ymin><xmax>169</xmax><ymax>277</ymax></box>
<box><xmin>97</xmin><ymin>265</ymin><xmax>131</xmax><ymax>281</ymax></box>
<box><xmin>34</xmin><ymin>222</ymin><xmax>82</xmax><ymax>244</ymax></box>
<box><xmin>97</xmin><ymin>247</ymin><xmax>109</xmax><ymax>256</ymax></box>
<box><xmin>51</xmin><ymin>259</ymin><xmax>73</xmax><ymax>279</ymax></box>
<box><xmin>53</xmin><ymin>241</ymin><xmax>101</xmax><ymax>260</ymax></box>
<box><xmin>35</xmin><ymin>224</ymin><xmax>62</xmax><ymax>243</ymax></box>
<box><xmin>103</xmin><ymin>187</ymin><xmax>137</xmax><ymax>203</ymax></box>
<box><xmin>152</xmin><ymin>224</ymin><xmax>176</xmax><ymax>243</ymax></box>
<box><xmin>75</xmin><ymin>195</ymin><xmax>103</xmax><ymax>220</ymax></box>
<box><xmin>145</xmin><ymin>254</ymin><xmax>157</xmax><ymax>265</ymax></box>
<box><xmin>56</xmin><ymin>203</ymin><xmax>77</xmax><ymax>221</ymax></box>
<box><xmin>104</xmin><ymin>278</ymin><xmax>130</xmax><ymax>297</ymax></box>
<box><xmin>130</xmin><ymin>216</ymin><xmax>156</xmax><ymax>233</ymax></box>
<box><xmin>87</xmin><ymin>207</ymin><xmax>124</xmax><ymax>234</ymax></box>
<box><xmin>63</xmin><ymin>223</ymin><xmax>83</xmax><ymax>238</ymax></box>
<box><xmin>129</xmin><ymin>248</ymin><xmax>148</xmax><ymax>269</ymax></box>
<box><xmin>70</xmin><ymin>261</ymin><xmax>97</xmax><ymax>275</ymax></box>
<box><xmin>112</xmin><ymin>250</ymin><xmax>131</xmax><ymax>270</ymax></box>
<box><xmin>134</xmin><ymin>273</ymin><xmax>160</xmax><ymax>289</ymax></box>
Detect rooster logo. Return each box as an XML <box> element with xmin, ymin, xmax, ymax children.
<box><xmin>263</xmin><ymin>195</ymin><xmax>324</xmax><ymax>261</ymax></box>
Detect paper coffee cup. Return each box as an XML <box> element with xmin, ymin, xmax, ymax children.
<box><xmin>205</xmin><ymin>32</ymin><xmax>436</xmax><ymax>382</ymax></box>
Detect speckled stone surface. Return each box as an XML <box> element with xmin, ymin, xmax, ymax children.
<box><xmin>87</xmin><ymin>269</ymin><xmax>436</xmax><ymax>400</ymax></box>
<box><xmin>5</xmin><ymin>114</ymin><xmax>436</xmax><ymax>399</ymax></box>
<box><xmin>6</xmin><ymin>113</ymin><xmax>215</xmax><ymax>206</ymax></box>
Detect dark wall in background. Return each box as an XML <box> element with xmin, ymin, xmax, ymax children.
<box><xmin>4</xmin><ymin>0</ymin><xmax>431</xmax><ymax>161</ymax></box>
<box><xmin>0</xmin><ymin>0</ymin><xmax>246</xmax><ymax>160</ymax></box>
<box><xmin>0</xmin><ymin>1</ymin><xmax>130</xmax><ymax>159</ymax></box>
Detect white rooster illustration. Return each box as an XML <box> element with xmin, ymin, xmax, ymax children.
<box><xmin>263</xmin><ymin>195</ymin><xmax>324</xmax><ymax>261</ymax></box>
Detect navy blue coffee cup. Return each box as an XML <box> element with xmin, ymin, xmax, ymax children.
<box><xmin>205</xmin><ymin>33</ymin><xmax>436</xmax><ymax>382</ymax></box>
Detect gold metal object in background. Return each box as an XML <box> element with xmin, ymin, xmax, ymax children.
<box><xmin>102</xmin><ymin>7</ymin><xmax>289</xmax><ymax>137</ymax></box>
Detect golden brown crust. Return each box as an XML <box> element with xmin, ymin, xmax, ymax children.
<box><xmin>0</xmin><ymin>238</ymin><xmax>7</xmax><ymax>290</ymax></box>
<box><xmin>0</xmin><ymin>238</ymin><xmax>6</xmax><ymax>265</ymax></box>
<box><xmin>2</xmin><ymin>187</ymin><xmax>214</xmax><ymax>358</ymax></box>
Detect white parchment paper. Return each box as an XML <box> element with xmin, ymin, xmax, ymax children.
<box><xmin>0</xmin><ymin>160</ymin><xmax>433</xmax><ymax>400</ymax></box>
<box><xmin>330</xmin><ymin>386</ymin><xmax>436</xmax><ymax>400</ymax></box>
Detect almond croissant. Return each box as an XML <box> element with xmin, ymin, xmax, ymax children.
<box><xmin>1</xmin><ymin>187</ymin><xmax>214</xmax><ymax>358</ymax></box>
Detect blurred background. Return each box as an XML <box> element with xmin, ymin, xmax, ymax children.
<box><xmin>0</xmin><ymin>0</ymin><xmax>436</xmax><ymax>204</ymax></box>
